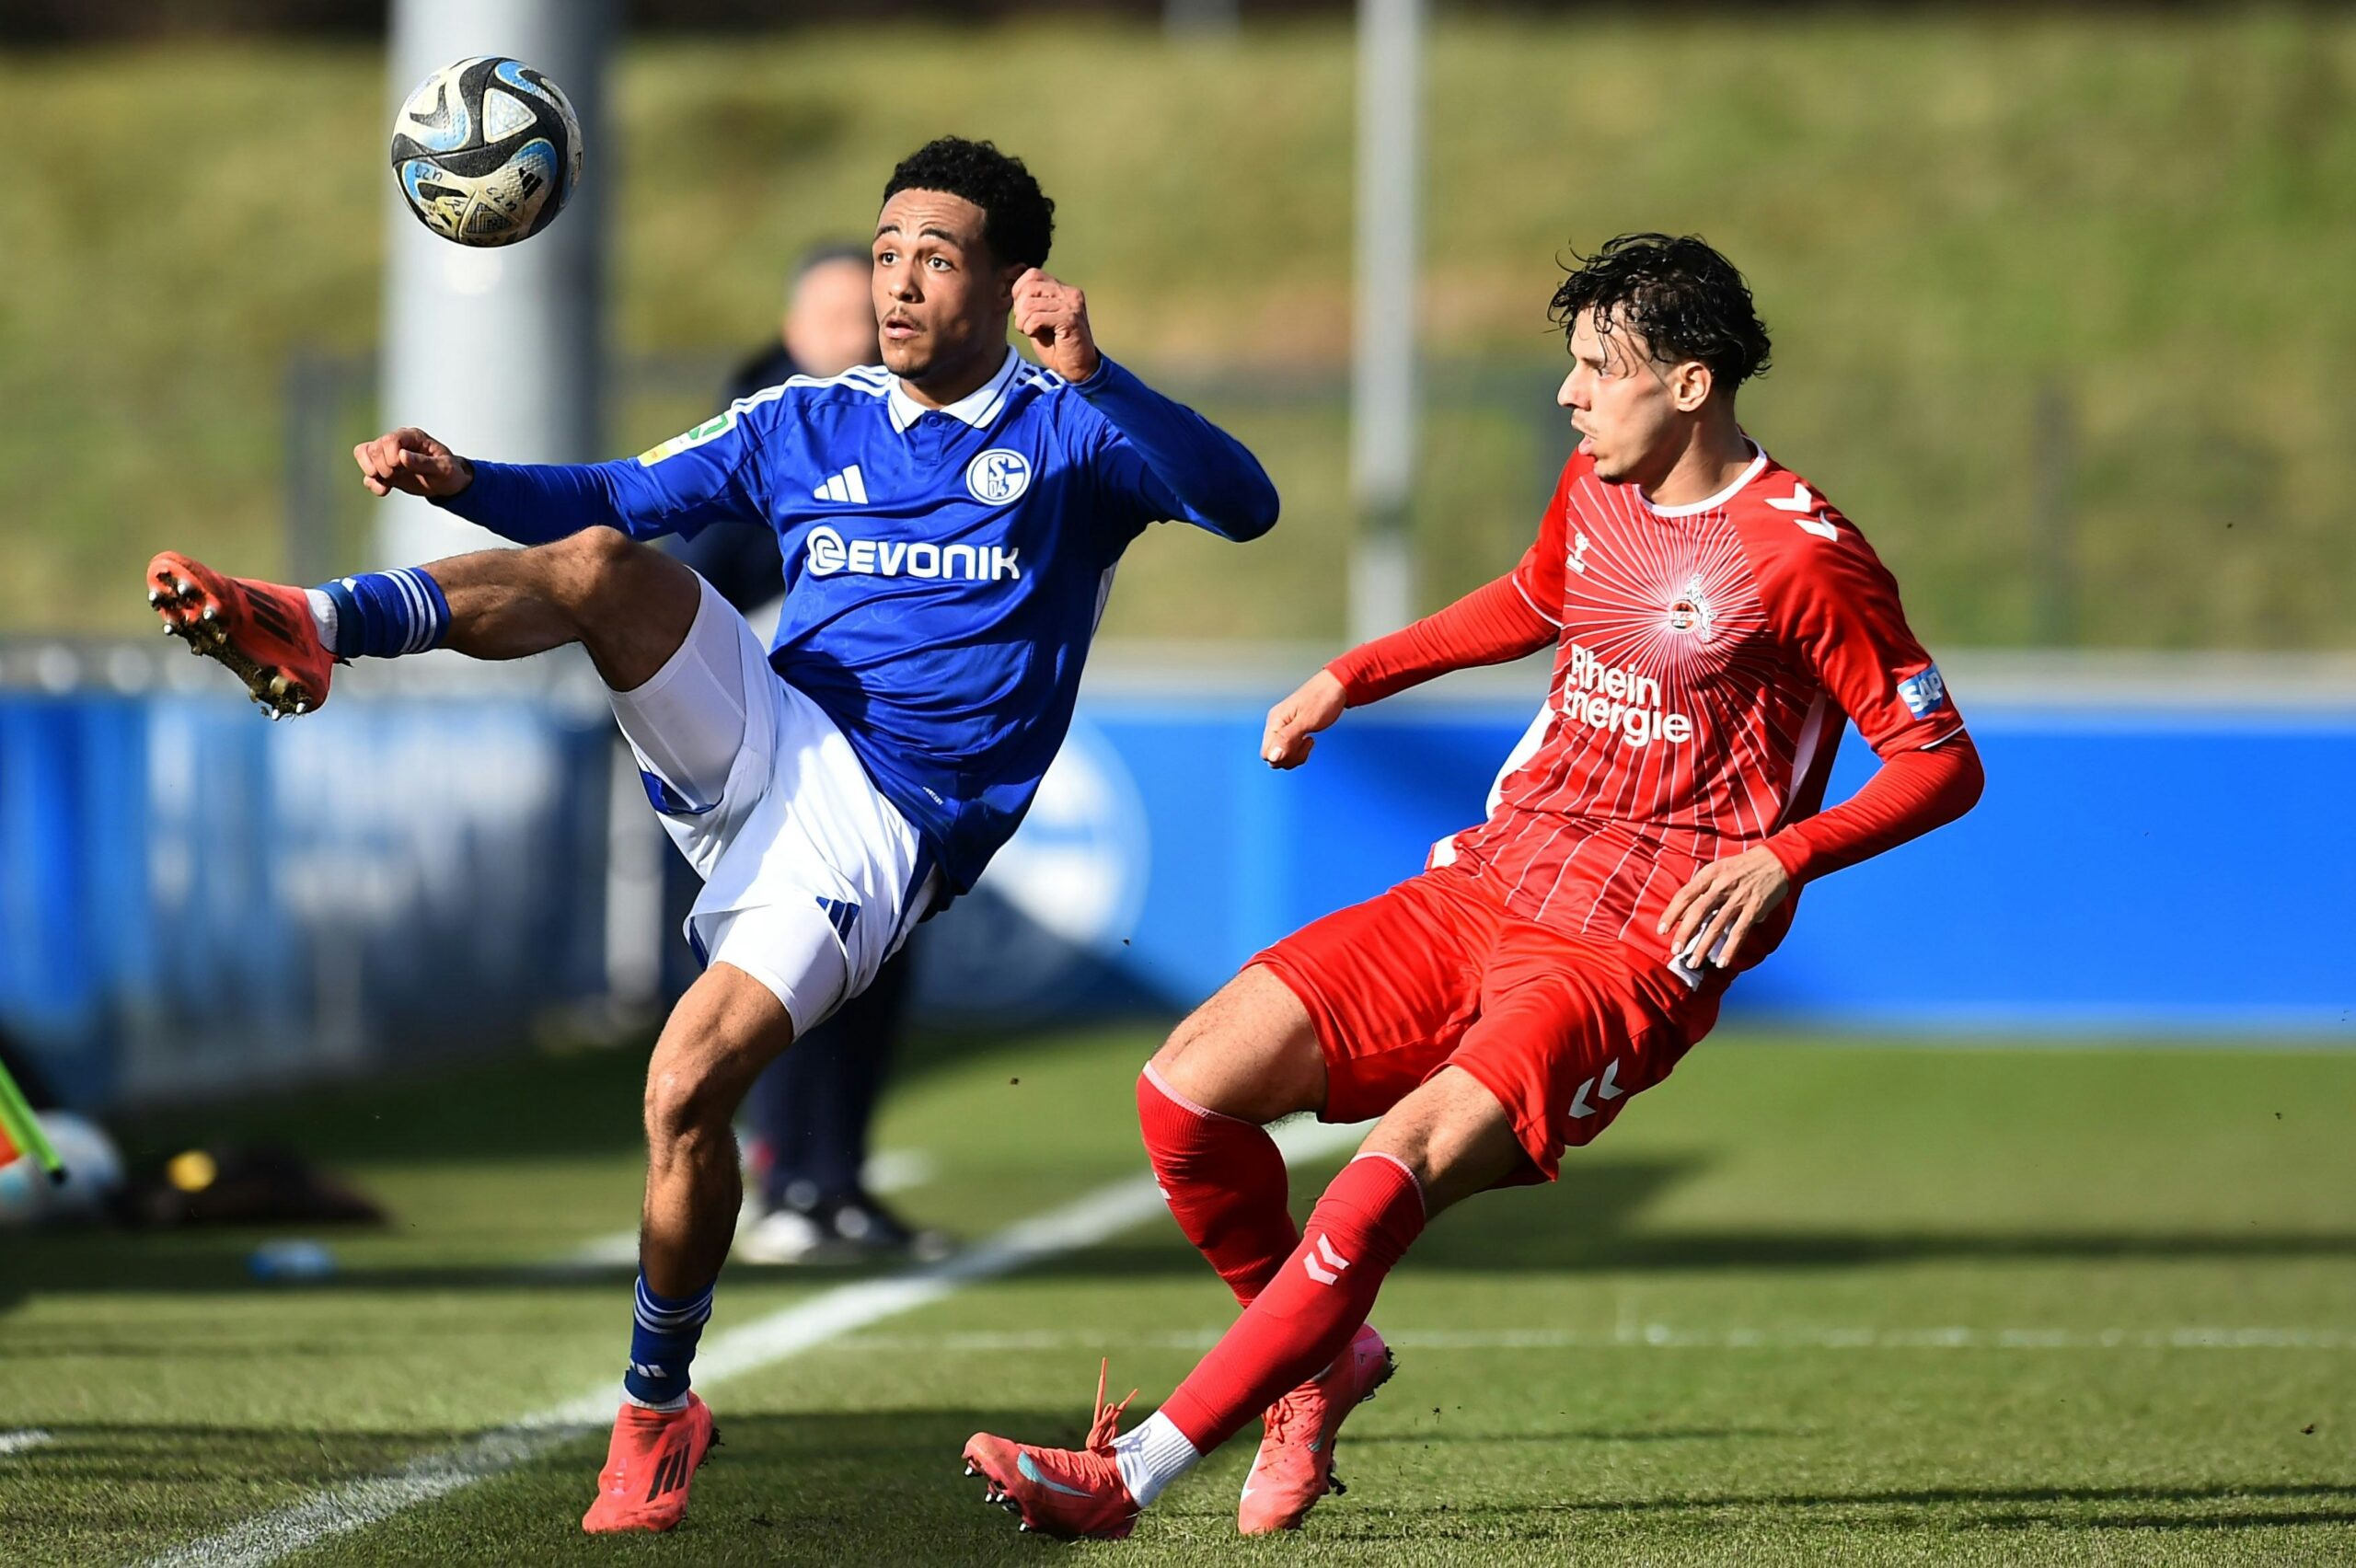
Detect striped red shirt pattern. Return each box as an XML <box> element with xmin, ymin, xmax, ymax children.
<box><xmin>1441</xmin><ymin>445</ymin><xmax>1964</xmax><ymax>985</ymax></box>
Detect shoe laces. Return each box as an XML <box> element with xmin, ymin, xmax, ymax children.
<box><xmin>1084</xmin><ymin>1358</ymin><xmax>1139</xmax><ymax>1454</ymax></box>
<box><xmin>1262</xmin><ymin>1384</ymin><xmax>1317</xmax><ymax>1450</ymax></box>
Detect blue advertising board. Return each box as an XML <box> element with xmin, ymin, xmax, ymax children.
<box><xmin>4</xmin><ymin>654</ymin><xmax>2350</xmax><ymax>1112</ymax></box>
<box><xmin>0</xmin><ymin>682</ymin><xmax>613</xmax><ymax>1108</ymax></box>
<box><xmin>918</xmin><ymin>671</ymin><xmax>2356</xmax><ymax>1038</ymax></box>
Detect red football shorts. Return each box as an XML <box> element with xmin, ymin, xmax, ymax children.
<box><xmin>1250</xmin><ymin>859</ymin><xmax>1717</xmax><ymax>1183</ymax></box>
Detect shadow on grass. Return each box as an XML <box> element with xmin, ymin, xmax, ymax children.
<box><xmin>18</xmin><ymin>1145</ymin><xmax>2356</xmax><ymax>1304</ymax></box>
<box><xmin>1467</xmin><ymin>1482</ymin><xmax>2356</xmax><ymax>1535</ymax></box>
<box><xmin>8</xmin><ymin>1410</ymin><xmax>1114</xmax><ymax>1568</ymax></box>
<box><xmin>1017</xmin><ymin>1157</ymin><xmax>2356</xmax><ymax>1280</ymax></box>
<box><xmin>0</xmin><ymin>1246</ymin><xmax>913</xmax><ymax>1303</ymax></box>
<box><xmin>1348</xmin><ymin>1426</ymin><xmax>1792</xmax><ymax>1446</ymax></box>
<box><xmin>17</xmin><ymin>1419</ymin><xmax>2355</xmax><ymax>1562</ymax></box>
<box><xmin>101</xmin><ymin>1042</ymin><xmax>656</xmax><ymax>1170</ymax></box>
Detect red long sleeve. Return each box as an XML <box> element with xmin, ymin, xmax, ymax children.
<box><xmin>1766</xmin><ymin>732</ymin><xmax>1984</xmax><ymax>884</ymax></box>
<box><xmin>1326</xmin><ymin>574</ymin><xmax>1557</xmax><ymax>707</ymax></box>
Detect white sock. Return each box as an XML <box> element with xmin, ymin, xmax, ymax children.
<box><xmin>619</xmin><ymin>1383</ymin><xmax>690</xmax><ymax>1413</ymax></box>
<box><xmin>1112</xmin><ymin>1411</ymin><xmax>1200</xmax><ymax>1507</ymax></box>
<box><xmin>305</xmin><ymin>587</ymin><xmax>340</xmax><ymax>654</ymax></box>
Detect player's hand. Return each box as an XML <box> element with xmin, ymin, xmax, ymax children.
<box><xmin>352</xmin><ymin>427</ymin><xmax>473</xmax><ymax>500</ymax></box>
<box><xmin>1263</xmin><ymin>669</ymin><xmax>1346</xmax><ymax>769</ymax></box>
<box><xmin>1012</xmin><ymin>268</ymin><xmax>1101</xmax><ymax>384</ymax></box>
<box><xmin>1659</xmin><ymin>847</ymin><xmax>1792</xmax><ymax>971</ymax></box>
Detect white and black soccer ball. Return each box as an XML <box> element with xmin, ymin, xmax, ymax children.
<box><xmin>389</xmin><ymin>56</ymin><xmax>583</xmax><ymax>248</ymax></box>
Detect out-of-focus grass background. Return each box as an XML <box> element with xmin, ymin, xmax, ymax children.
<box><xmin>6</xmin><ymin>10</ymin><xmax>2352</xmax><ymax>646</ymax></box>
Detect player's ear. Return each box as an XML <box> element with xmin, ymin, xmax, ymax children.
<box><xmin>1670</xmin><ymin>360</ymin><xmax>1715</xmax><ymax>413</ymax></box>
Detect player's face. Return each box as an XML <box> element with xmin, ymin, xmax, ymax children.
<box><xmin>785</xmin><ymin>258</ymin><xmax>881</xmax><ymax>378</ymax></box>
<box><xmin>872</xmin><ymin>190</ymin><xmax>1020</xmax><ymax>389</ymax></box>
<box><xmin>1558</xmin><ymin>308</ymin><xmax>1686</xmax><ymax>488</ymax></box>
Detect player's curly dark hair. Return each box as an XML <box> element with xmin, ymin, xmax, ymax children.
<box><xmin>1550</xmin><ymin>234</ymin><xmax>1773</xmax><ymax>394</ymax></box>
<box><xmin>883</xmin><ymin>137</ymin><xmax>1056</xmax><ymax>271</ymax></box>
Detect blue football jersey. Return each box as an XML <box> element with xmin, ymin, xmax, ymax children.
<box><xmin>439</xmin><ymin>348</ymin><xmax>1277</xmax><ymax>893</ymax></box>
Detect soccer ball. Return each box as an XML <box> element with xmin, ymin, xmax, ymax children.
<box><xmin>389</xmin><ymin>56</ymin><xmax>583</xmax><ymax>248</ymax></box>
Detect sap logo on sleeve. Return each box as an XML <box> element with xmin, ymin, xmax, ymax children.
<box><xmin>964</xmin><ymin>448</ymin><xmax>1032</xmax><ymax>505</ymax></box>
<box><xmin>1897</xmin><ymin>663</ymin><xmax>1950</xmax><ymax>718</ymax></box>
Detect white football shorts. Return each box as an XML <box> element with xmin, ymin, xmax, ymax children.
<box><xmin>607</xmin><ymin>575</ymin><xmax>939</xmax><ymax>1034</ymax></box>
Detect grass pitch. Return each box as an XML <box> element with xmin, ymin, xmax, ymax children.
<box><xmin>4</xmin><ymin>1026</ymin><xmax>2353</xmax><ymax>1565</ymax></box>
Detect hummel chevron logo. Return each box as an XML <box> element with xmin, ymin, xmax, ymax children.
<box><xmin>1567</xmin><ymin>1059</ymin><xmax>1623</xmax><ymax>1120</ymax></box>
<box><xmin>812</xmin><ymin>464</ymin><xmax>869</xmax><ymax>504</ymax></box>
<box><xmin>1303</xmin><ymin>1232</ymin><xmax>1354</xmax><ymax>1285</ymax></box>
<box><xmin>1765</xmin><ymin>481</ymin><xmax>1840</xmax><ymax>540</ymax></box>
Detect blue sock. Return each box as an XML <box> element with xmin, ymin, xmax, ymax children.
<box><xmin>311</xmin><ymin>568</ymin><xmax>450</xmax><ymax>659</ymax></box>
<box><xmin>623</xmin><ymin>1274</ymin><xmax>714</xmax><ymax>1408</ymax></box>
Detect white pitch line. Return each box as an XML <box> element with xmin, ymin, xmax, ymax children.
<box><xmin>0</xmin><ymin>1428</ymin><xmax>55</xmax><ymax>1458</ymax></box>
<box><xmin>141</xmin><ymin>1117</ymin><xmax>1368</xmax><ymax>1568</ymax></box>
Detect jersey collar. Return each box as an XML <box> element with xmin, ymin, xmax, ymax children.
<box><xmin>887</xmin><ymin>347</ymin><xmax>1022</xmax><ymax>434</ymax></box>
<box><xmin>1642</xmin><ymin>440</ymin><xmax>1768</xmax><ymax>518</ymax></box>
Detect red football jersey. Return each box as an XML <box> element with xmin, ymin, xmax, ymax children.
<box><xmin>1438</xmin><ymin>444</ymin><xmax>1965</xmax><ymax>987</ymax></box>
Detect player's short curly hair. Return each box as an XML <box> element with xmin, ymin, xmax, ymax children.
<box><xmin>882</xmin><ymin>137</ymin><xmax>1056</xmax><ymax>271</ymax></box>
<box><xmin>1550</xmin><ymin>234</ymin><xmax>1773</xmax><ymax>394</ymax></box>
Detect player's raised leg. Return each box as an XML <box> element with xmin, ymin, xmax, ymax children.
<box><xmin>145</xmin><ymin>524</ymin><xmax>700</xmax><ymax>716</ymax></box>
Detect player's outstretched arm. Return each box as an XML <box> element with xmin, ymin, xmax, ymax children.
<box><xmin>352</xmin><ymin>398</ymin><xmax>777</xmax><ymax>548</ymax></box>
<box><xmin>1328</xmin><ymin>575</ymin><xmax>1556</xmax><ymax>704</ymax></box>
<box><xmin>1263</xmin><ymin>573</ymin><xmax>1555</xmax><ymax>770</ymax></box>
<box><xmin>1015</xmin><ymin>268</ymin><xmax>1279</xmax><ymax>542</ymax></box>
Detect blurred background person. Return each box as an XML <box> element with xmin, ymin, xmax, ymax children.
<box><xmin>667</xmin><ymin>241</ymin><xmax>875</xmax><ymax>636</ymax></box>
<box><xmin>666</xmin><ymin>239</ymin><xmax>943</xmax><ymax>1265</ymax></box>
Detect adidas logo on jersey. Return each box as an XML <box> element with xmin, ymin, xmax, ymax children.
<box><xmin>812</xmin><ymin>465</ymin><xmax>870</xmax><ymax>504</ymax></box>
<box><xmin>803</xmin><ymin>525</ymin><xmax>1021</xmax><ymax>582</ymax></box>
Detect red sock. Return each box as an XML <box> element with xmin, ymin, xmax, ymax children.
<box><xmin>1137</xmin><ymin>1066</ymin><xmax>1299</xmax><ymax>1305</ymax></box>
<box><xmin>1156</xmin><ymin>1153</ymin><xmax>1426</xmax><ymax>1452</ymax></box>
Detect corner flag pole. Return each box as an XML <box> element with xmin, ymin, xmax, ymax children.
<box><xmin>0</xmin><ymin>1056</ymin><xmax>64</xmax><ymax>1185</ymax></box>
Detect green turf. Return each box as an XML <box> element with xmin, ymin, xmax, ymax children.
<box><xmin>5</xmin><ymin>12</ymin><xmax>2352</xmax><ymax>646</ymax></box>
<box><xmin>4</xmin><ymin>1026</ymin><xmax>2353</xmax><ymax>1564</ymax></box>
